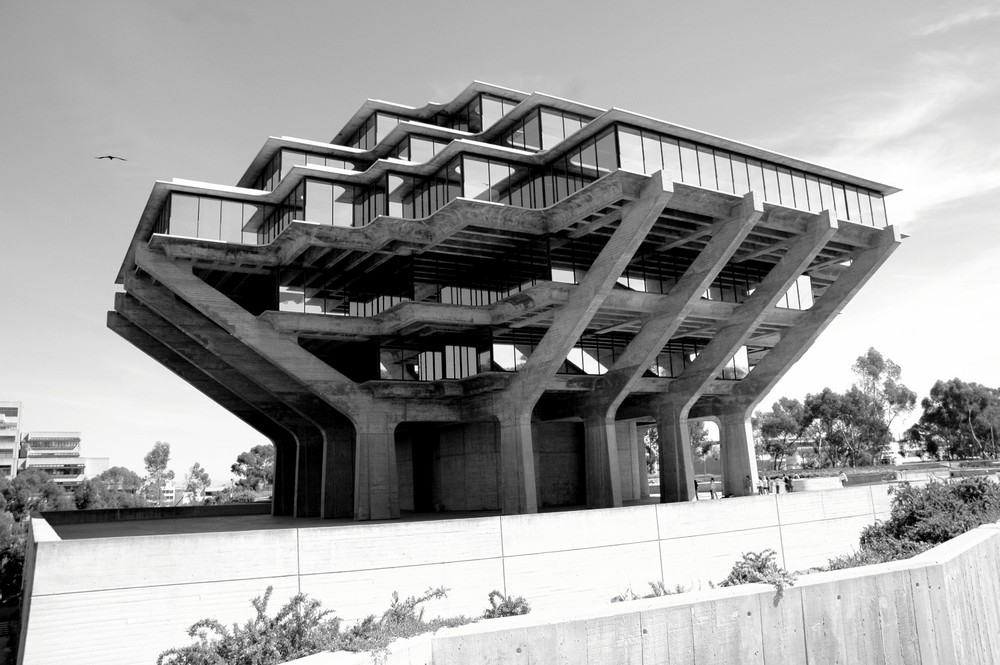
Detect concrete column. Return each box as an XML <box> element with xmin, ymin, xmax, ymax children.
<box><xmin>497</xmin><ymin>408</ymin><xmax>538</xmax><ymax>515</ymax></box>
<box><xmin>718</xmin><ymin>409</ymin><xmax>757</xmax><ymax>497</ymax></box>
<box><xmin>655</xmin><ymin>402</ymin><xmax>696</xmax><ymax>502</ymax></box>
<box><xmin>293</xmin><ymin>427</ymin><xmax>324</xmax><ymax>517</ymax></box>
<box><xmin>322</xmin><ymin>422</ymin><xmax>355</xmax><ymax>519</ymax></box>
<box><xmin>353</xmin><ymin>413</ymin><xmax>400</xmax><ymax>520</ymax></box>
<box><xmin>637</xmin><ymin>424</ymin><xmax>651</xmax><ymax>499</ymax></box>
<box><xmin>582</xmin><ymin>414</ymin><xmax>622</xmax><ymax>508</ymax></box>
<box><xmin>271</xmin><ymin>434</ymin><xmax>298</xmax><ymax>516</ymax></box>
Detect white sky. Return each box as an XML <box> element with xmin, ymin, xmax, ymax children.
<box><xmin>1</xmin><ymin>0</ymin><xmax>998</xmax><ymax>483</ymax></box>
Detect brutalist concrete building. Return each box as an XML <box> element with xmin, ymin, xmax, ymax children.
<box><xmin>110</xmin><ymin>82</ymin><xmax>900</xmax><ymax>521</ymax></box>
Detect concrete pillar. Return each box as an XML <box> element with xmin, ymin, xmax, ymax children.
<box><xmin>353</xmin><ymin>413</ymin><xmax>400</xmax><ymax>520</ymax></box>
<box><xmin>582</xmin><ymin>414</ymin><xmax>623</xmax><ymax>509</ymax></box>
<box><xmin>322</xmin><ymin>422</ymin><xmax>355</xmax><ymax>519</ymax></box>
<box><xmin>637</xmin><ymin>424</ymin><xmax>651</xmax><ymax>500</ymax></box>
<box><xmin>718</xmin><ymin>409</ymin><xmax>757</xmax><ymax>497</ymax></box>
<box><xmin>613</xmin><ymin>420</ymin><xmax>646</xmax><ymax>502</ymax></box>
<box><xmin>498</xmin><ymin>409</ymin><xmax>538</xmax><ymax>515</ymax></box>
<box><xmin>293</xmin><ymin>426</ymin><xmax>325</xmax><ymax>517</ymax></box>
<box><xmin>655</xmin><ymin>402</ymin><xmax>696</xmax><ymax>502</ymax></box>
<box><xmin>271</xmin><ymin>434</ymin><xmax>298</xmax><ymax>516</ymax></box>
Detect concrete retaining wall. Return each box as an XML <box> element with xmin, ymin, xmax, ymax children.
<box><xmin>420</xmin><ymin>522</ymin><xmax>1000</xmax><ymax>664</ymax></box>
<box><xmin>19</xmin><ymin>485</ymin><xmax>893</xmax><ymax>665</ymax></box>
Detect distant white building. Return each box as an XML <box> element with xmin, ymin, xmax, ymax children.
<box><xmin>0</xmin><ymin>401</ymin><xmax>22</xmax><ymax>477</ymax></box>
<box><xmin>18</xmin><ymin>432</ymin><xmax>110</xmax><ymax>488</ymax></box>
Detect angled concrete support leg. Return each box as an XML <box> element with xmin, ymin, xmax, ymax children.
<box><xmin>498</xmin><ymin>409</ymin><xmax>538</xmax><ymax>515</ymax></box>
<box><xmin>353</xmin><ymin>414</ymin><xmax>400</xmax><ymax>521</ymax></box>
<box><xmin>656</xmin><ymin>402</ymin><xmax>696</xmax><ymax>502</ymax></box>
<box><xmin>718</xmin><ymin>410</ymin><xmax>757</xmax><ymax>497</ymax></box>
<box><xmin>582</xmin><ymin>414</ymin><xmax>623</xmax><ymax>508</ymax></box>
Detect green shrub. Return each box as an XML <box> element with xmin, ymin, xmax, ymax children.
<box><xmin>157</xmin><ymin>587</ymin><xmax>339</xmax><ymax>665</ymax></box>
<box><xmin>611</xmin><ymin>581</ymin><xmax>688</xmax><ymax>603</ymax></box>
<box><xmin>718</xmin><ymin>549</ymin><xmax>796</xmax><ymax>603</ymax></box>
<box><xmin>482</xmin><ymin>590</ymin><xmax>531</xmax><ymax>618</ymax></box>
<box><xmin>158</xmin><ymin>586</ymin><xmax>471</xmax><ymax>665</ymax></box>
<box><xmin>827</xmin><ymin>477</ymin><xmax>1000</xmax><ymax>570</ymax></box>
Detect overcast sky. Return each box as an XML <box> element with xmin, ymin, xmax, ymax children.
<box><xmin>2</xmin><ymin>0</ymin><xmax>998</xmax><ymax>485</ymax></box>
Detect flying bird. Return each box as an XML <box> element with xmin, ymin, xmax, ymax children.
<box><xmin>94</xmin><ymin>155</ymin><xmax>127</xmax><ymax>161</ymax></box>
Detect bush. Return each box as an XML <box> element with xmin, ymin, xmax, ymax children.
<box><xmin>718</xmin><ymin>549</ymin><xmax>796</xmax><ymax>603</ymax></box>
<box><xmin>611</xmin><ymin>581</ymin><xmax>687</xmax><ymax>603</ymax></box>
<box><xmin>827</xmin><ymin>477</ymin><xmax>1000</xmax><ymax>570</ymax></box>
<box><xmin>157</xmin><ymin>587</ymin><xmax>339</xmax><ymax>665</ymax></box>
<box><xmin>482</xmin><ymin>590</ymin><xmax>531</xmax><ymax>618</ymax></box>
<box><xmin>0</xmin><ymin>512</ymin><xmax>26</xmax><ymax>605</ymax></box>
<box><xmin>159</xmin><ymin>586</ymin><xmax>481</xmax><ymax>664</ymax></box>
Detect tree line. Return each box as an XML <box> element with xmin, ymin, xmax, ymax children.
<box><xmin>0</xmin><ymin>441</ymin><xmax>275</xmax><ymax>608</ymax></box>
<box><xmin>754</xmin><ymin>347</ymin><xmax>1000</xmax><ymax>468</ymax></box>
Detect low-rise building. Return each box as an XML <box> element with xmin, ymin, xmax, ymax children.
<box><xmin>0</xmin><ymin>401</ymin><xmax>22</xmax><ymax>477</ymax></box>
<box><xmin>18</xmin><ymin>432</ymin><xmax>109</xmax><ymax>489</ymax></box>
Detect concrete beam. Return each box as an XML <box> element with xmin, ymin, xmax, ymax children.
<box><xmin>106</xmin><ymin>311</ymin><xmax>300</xmax><ymax>516</ymax></box>
<box><xmin>666</xmin><ymin>211</ymin><xmax>837</xmax><ymax>405</ymax></box>
<box><xmin>727</xmin><ymin>225</ymin><xmax>903</xmax><ymax>414</ymax></box>
<box><xmin>118</xmin><ymin>294</ymin><xmax>340</xmax><ymax>517</ymax></box>
<box><xmin>511</xmin><ymin>172</ymin><xmax>675</xmax><ymax>405</ymax></box>
<box><xmin>494</xmin><ymin>172</ymin><xmax>675</xmax><ymax>513</ymax></box>
<box><xmin>589</xmin><ymin>192</ymin><xmax>765</xmax><ymax>417</ymax></box>
<box><xmin>123</xmin><ymin>275</ymin><xmax>356</xmax><ymax>518</ymax></box>
<box><xmin>656</xmin><ymin>212</ymin><xmax>837</xmax><ymax>498</ymax></box>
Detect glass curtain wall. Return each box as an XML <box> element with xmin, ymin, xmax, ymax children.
<box><xmin>253</xmin><ymin>149</ymin><xmax>358</xmax><ymax>192</ymax></box>
<box><xmin>347</xmin><ymin>112</ymin><xmax>403</xmax><ymax>150</ymax></box>
<box><xmin>614</xmin><ymin>124</ymin><xmax>887</xmax><ymax>227</ymax></box>
<box><xmin>155</xmin><ymin>193</ymin><xmax>261</xmax><ymax>244</ymax></box>
<box><xmin>391</xmin><ymin>136</ymin><xmax>449</xmax><ymax>163</ymax></box>
<box><xmin>500</xmin><ymin>107</ymin><xmax>591</xmax><ymax>151</ymax></box>
<box><xmin>444</xmin><ymin>93</ymin><xmax>518</xmax><ymax>133</ymax></box>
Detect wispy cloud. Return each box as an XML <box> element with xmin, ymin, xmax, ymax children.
<box><xmin>761</xmin><ymin>43</ymin><xmax>1000</xmax><ymax>230</ymax></box>
<box><xmin>914</xmin><ymin>5</ymin><xmax>1000</xmax><ymax>36</ymax></box>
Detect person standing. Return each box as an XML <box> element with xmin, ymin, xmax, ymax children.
<box><xmin>709</xmin><ymin>477</ymin><xmax>719</xmax><ymax>500</ymax></box>
<box><xmin>744</xmin><ymin>474</ymin><xmax>753</xmax><ymax>495</ymax></box>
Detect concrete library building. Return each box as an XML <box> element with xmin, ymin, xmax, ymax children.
<box><xmin>110</xmin><ymin>82</ymin><xmax>900</xmax><ymax>522</ymax></box>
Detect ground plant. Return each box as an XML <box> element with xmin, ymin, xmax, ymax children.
<box><xmin>718</xmin><ymin>549</ymin><xmax>797</xmax><ymax>603</ymax></box>
<box><xmin>158</xmin><ymin>586</ymin><xmax>529</xmax><ymax>664</ymax></box>
<box><xmin>828</xmin><ymin>477</ymin><xmax>1000</xmax><ymax>570</ymax></box>
<box><xmin>611</xmin><ymin>581</ymin><xmax>688</xmax><ymax>603</ymax></box>
<box><xmin>482</xmin><ymin>590</ymin><xmax>531</xmax><ymax>618</ymax></box>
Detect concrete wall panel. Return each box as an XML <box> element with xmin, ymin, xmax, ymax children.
<box><xmin>639</xmin><ymin>602</ymin><xmax>696</xmax><ymax>663</ymax></box>
<box><xmin>500</xmin><ymin>505</ymin><xmax>657</xmax><ymax>556</ymax></box>
<box><xmin>657</xmin><ymin>494</ymin><xmax>779</xmax><ymax>539</ymax></box>
<box><xmin>533</xmin><ymin>422</ymin><xmax>584</xmax><ymax>507</ymax></box>
<box><xmin>22</xmin><ymin>485</ymin><xmax>904</xmax><ymax>665</ymax></box>
<box><xmin>301</xmin><ymin>558</ymin><xmax>505</xmax><ymax>623</ymax></box>
<box><xmin>659</xmin><ymin>526</ymin><xmax>785</xmax><ymax>588</ymax></box>
<box><xmin>781</xmin><ymin>515</ymin><xmax>874</xmax><ymax>571</ymax></box>
<box><xmin>21</xmin><ymin>576</ymin><xmax>300</xmax><ymax>665</ymax></box>
<box><xmin>869</xmin><ymin>484</ymin><xmax>894</xmax><ymax>516</ymax></box>
<box><xmin>297</xmin><ymin>518</ymin><xmax>502</xmax><ymax>574</ymax></box>
<box><xmin>776</xmin><ymin>487</ymin><xmax>872</xmax><ymax>525</ymax></box>
<box><xmin>31</xmin><ymin>529</ymin><xmax>298</xmax><ymax>595</ymax></box>
<box><xmin>503</xmin><ymin>542</ymin><xmax>663</xmax><ymax>612</ymax></box>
